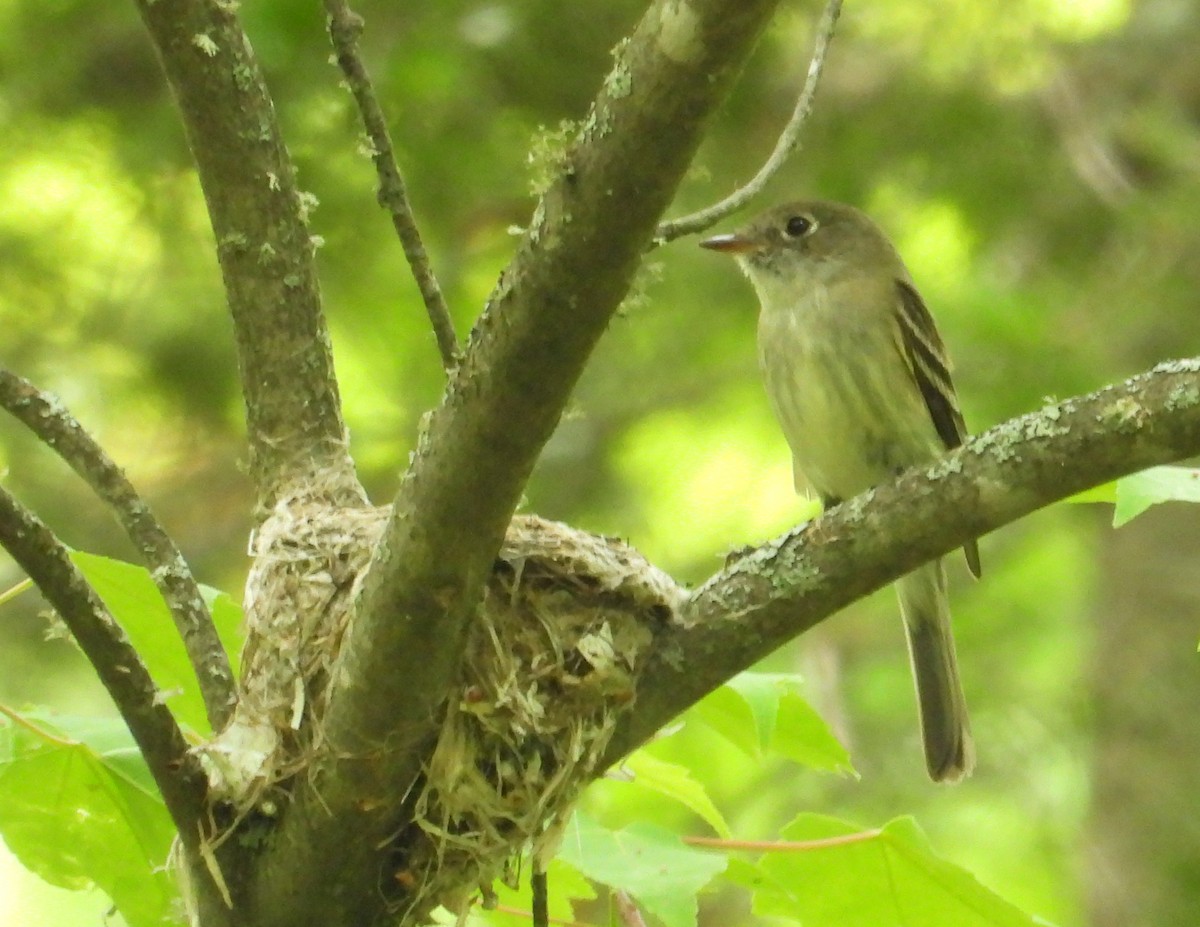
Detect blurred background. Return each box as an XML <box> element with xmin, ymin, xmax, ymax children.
<box><xmin>1</xmin><ymin>0</ymin><xmax>1198</xmax><ymax>923</ymax></box>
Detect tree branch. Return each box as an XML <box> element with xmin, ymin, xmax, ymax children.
<box><xmin>323</xmin><ymin>0</ymin><xmax>460</xmax><ymax>372</ymax></box>
<box><xmin>0</xmin><ymin>487</ymin><xmax>209</xmax><ymax>847</ymax></box>
<box><xmin>655</xmin><ymin>0</ymin><xmax>843</xmax><ymax>243</ymax></box>
<box><xmin>604</xmin><ymin>357</ymin><xmax>1200</xmax><ymax>762</ymax></box>
<box><xmin>133</xmin><ymin>0</ymin><xmax>362</xmax><ymax>510</ymax></box>
<box><xmin>0</xmin><ymin>487</ymin><xmax>239</xmax><ymax>924</ymax></box>
<box><xmin>0</xmin><ymin>369</ymin><xmax>236</xmax><ymax>732</ymax></box>
<box><xmin>248</xmin><ymin>2</ymin><xmax>784</xmax><ymax>924</ymax></box>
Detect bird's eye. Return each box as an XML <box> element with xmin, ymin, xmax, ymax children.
<box><xmin>784</xmin><ymin>215</ymin><xmax>812</xmax><ymax>237</ymax></box>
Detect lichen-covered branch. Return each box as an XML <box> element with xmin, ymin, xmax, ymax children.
<box><xmin>604</xmin><ymin>357</ymin><xmax>1200</xmax><ymax>762</ymax></box>
<box><xmin>133</xmin><ymin>0</ymin><xmax>362</xmax><ymax>510</ymax></box>
<box><xmin>0</xmin><ymin>368</ymin><xmax>235</xmax><ymax>731</ymax></box>
<box><xmin>323</xmin><ymin>0</ymin><xmax>460</xmax><ymax>372</ymax></box>
<box><xmin>656</xmin><ymin>0</ymin><xmax>843</xmax><ymax>242</ymax></box>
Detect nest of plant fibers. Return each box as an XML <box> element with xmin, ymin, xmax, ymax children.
<box><xmin>210</xmin><ymin>495</ymin><xmax>683</xmax><ymax>914</ymax></box>
<box><xmin>401</xmin><ymin>515</ymin><xmax>682</xmax><ymax>914</ymax></box>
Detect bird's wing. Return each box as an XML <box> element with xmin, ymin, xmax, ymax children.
<box><xmin>894</xmin><ymin>280</ymin><xmax>981</xmax><ymax>579</ymax></box>
<box><xmin>893</xmin><ymin>280</ymin><xmax>968</xmax><ymax>451</ymax></box>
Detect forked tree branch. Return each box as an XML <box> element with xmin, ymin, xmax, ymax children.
<box><xmin>604</xmin><ymin>357</ymin><xmax>1200</xmax><ymax>762</ymax></box>
<box><xmin>656</xmin><ymin>0</ymin><xmax>843</xmax><ymax>243</ymax></box>
<box><xmin>323</xmin><ymin>0</ymin><xmax>460</xmax><ymax>372</ymax></box>
<box><xmin>134</xmin><ymin>0</ymin><xmax>363</xmax><ymax>510</ymax></box>
<box><xmin>246</xmin><ymin>2</ymin><xmax>785</xmax><ymax>925</ymax></box>
<box><xmin>0</xmin><ymin>369</ymin><xmax>235</xmax><ymax>731</ymax></box>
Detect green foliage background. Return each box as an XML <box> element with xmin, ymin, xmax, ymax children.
<box><xmin>2</xmin><ymin>0</ymin><xmax>1199</xmax><ymax>923</ymax></box>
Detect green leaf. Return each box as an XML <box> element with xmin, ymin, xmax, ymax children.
<box><xmin>771</xmin><ymin>687</ymin><xmax>855</xmax><ymax>774</ymax></box>
<box><xmin>202</xmin><ymin>583</ymin><xmax>245</xmax><ymax>677</ymax></box>
<box><xmin>1065</xmin><ymin>466</ymin><xmax>1200</xmax><ymax>526</ymax></box>
<box><xmin>558</xmin><ymin>810</ymin><xmax>726</xmax><ymax>927</ymax></box>
<box><xmin>1112</xmin><ymin>466</ymin><xmax>1200</xmax><ymax>527</ymax></box>
<box><xmin>622</xmin><ymin>750</ymin><xmax>731</xmax><ymax>837</ymax></box>
<box><xmin>0</xmin><ymin>709</ymin><xmax>178</xmax><ymax>927</ymax></box>
<box><xmin>1065</xmin><ymin>482</ymin><xmax>1117</xmax><ymax>504</ymax></box>
<box><xmin>722</xmin><ymin>857</ymin><xmax>803</xmax><ymax>927</ymax></box>
<box><xmin>691</xmin><ymin>673</ymin><xmax>852</xmax><ymax>773</ymax></box>
<box><xmin>690</xmin><ymin>683</ymin><xmax>763</xmax><ymax>758</ymax></box>
<box><xmin>750</xmin><ymin>813</ymin><xmax>1048</xmax><ymax>927</ymax></box>
<box><xmin>724</xmin><ymin>673</ymin><xmax>789</xmax><ymax>752</ymax></box>
<box><xmin>71</xmin><ymin>551</ymin><xmax>242</xmax><ymax>734</ymax></box>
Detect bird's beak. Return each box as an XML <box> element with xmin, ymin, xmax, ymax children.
<box><xmin>699</xmin><ymin>233</ymin><xmax>758</xmax><ymax>254</ymax></box>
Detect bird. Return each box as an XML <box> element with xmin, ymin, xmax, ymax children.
<box><xmin>701</xmin><ymin>199</ymin><xmax>979</xmax><ymax>782</ymax></box>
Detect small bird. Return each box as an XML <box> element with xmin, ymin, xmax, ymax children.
<box><xmin>701</xmin><ymin>200</ymin><xmax>979</xmax><ymax>782</ymax></box>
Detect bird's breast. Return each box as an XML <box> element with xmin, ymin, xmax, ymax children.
<box><xmin>756</xmin><ymin>292</ymin><xmax>938</xmax><ymax>501</ymax></box>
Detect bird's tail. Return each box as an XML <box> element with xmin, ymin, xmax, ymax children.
<box><xmin>895</xmin><ymin>561</ymin><xmax>974</xmax><ymax>782</ymax></box>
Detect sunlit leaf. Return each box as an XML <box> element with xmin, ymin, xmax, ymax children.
<box><xmin>750</xmin><ymin>813</ymin><xmax>1049</xmax><ymax>927</ymax></box>
<box><xmin>621</xmin><ymin>750</ymin><xmax>731</xmax><ymax>838</ymax></box>
<box><xmin>1065</xmin><ymin>466</ymin><xmax>1200</xmax><ymax>526</ymax></box>
<box><xmin>690</xmin><ymin>684</ymin><xmax>763</xmax><ymax>759</ymax></box>
<box><xmin>722</xmin><ymin>857</ymin><xmax>802</xmax><ymax>927</ymax></box>
<box><xmin>724</xmin><ymin>673</ymin><xmax>790</xmax><ymax>752</ymax></box>
<box><xmin>202</xmin><ymin>583</ymin><xmax>245</xmax><ymax>678</ymax></box>
<box><xmin>0</xmin><ymin>709</ymin><xmax>177</xmax><ymax>927</ymax></box>
<box><xmin>691</xmin><ymin>673</ymin><xmax>851</xmax><ymax>773</ymax></box>
<box><xmin>558</xmin><ymin>811</ymin><xmax>726</xmax><ymax>927</ymax></box>
<box><xmin>1066</xmin><ymin>482</ymin><xmax>1117</xmax><ymax>504</ymax></box>
<box><xmin>1112</xmin><ymin>466</ymin><xmax>1200</xmax><ymax>527</ymax></box>
<box><xmin>771</xmin><ymin>688</ymin><xmax>854</xmax><ymax>774</ymax></box>
<box><xmin>71</xmin><ymin>551</ymin><xmax>242</xmax><ymax>735</ymax></box>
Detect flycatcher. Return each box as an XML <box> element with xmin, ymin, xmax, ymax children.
<box><xmin>702</xmin><ymin>200</ymin><xmax>979</xmax><ymax>782</ymax></box>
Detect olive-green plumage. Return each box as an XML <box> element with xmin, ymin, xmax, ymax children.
<box><xmin>703</xmin><ymin>200</ymin><xmax>977</xmax><ymax>782</ymax></box>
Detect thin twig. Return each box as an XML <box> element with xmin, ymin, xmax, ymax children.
<box><xmin>0</xmin><ymin>576</ymin><xmax>32</xmax><ymax>607</ymax></box>
<box><xmin>654</xmin><ymin>0</ymin><xmax>843</xmax><ymax>244</ymax></box>
<box><xmin>0</xmin><ymin>702</ymin><xmax>79</xmax><ymax>745</ymax></box>
<box><xmin>531</xmin><ymin>868</ymin><xmax>549</xmax><ymax>927</ymax></box>
<box><xmin>0</xmin><ymin>486</ymin><xmax>209</xmax><ymax>852</ymax></box>
<box><xmin>613</xmin><ymin>892</ymin><xmax>647</xmax><ymax>927</ymax></box>
<box><xmin>323</xmin><ymin>0</ymin><xmax>460</xmax><ymax>371</ymax></box>
<box><xmin>0</xmin><ymin>369</ymin><xmax>236</xmax><ymax>732</ymax></box>
<box><xmin>684</xmin><ymin>830</ymin><xmax>882</xmax><ymax>852</ymax></box>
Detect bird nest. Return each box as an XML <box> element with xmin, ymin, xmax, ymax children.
<box><xmin>203</xmin><ymin>494</ymin><xmax>683</xmax><ymax>914</ymax></box>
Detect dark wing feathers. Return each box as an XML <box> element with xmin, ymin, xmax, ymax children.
<box><xmin>894</xmin><ymin>281</ymin><xmax>981</xmax><ymax>579</ymax></box>
<box><xmin>894</xmin><ymin>280</ymin><xmax>967</xmax><ymax>449</ymax></box>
